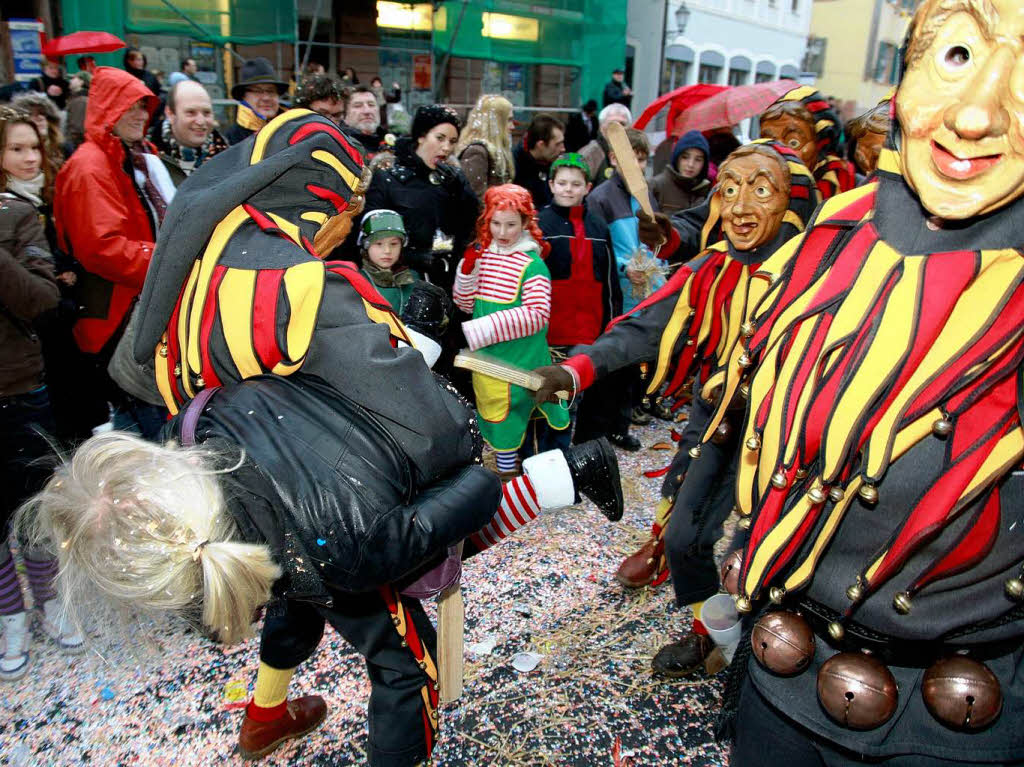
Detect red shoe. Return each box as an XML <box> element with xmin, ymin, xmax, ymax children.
<box><xmin>615</xmin><ymin>537</ymin><xmax>665</xmax><ymax>588</ymax></box>
<box><xmin>238</xmin><ymin>695</ymin><xmax>328</xmax><ymax>760</ymax></box>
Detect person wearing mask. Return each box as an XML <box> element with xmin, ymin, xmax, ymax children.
<box><xmin>579</xmin><ymin>103</ymin><xmax>633</xmax><ymax>188</ymax></box>
<box><xmin>455</xmin><ymin>94</ymin><xmax>515</xmax><ymax>199</ymax></box>
<box><xmin>293</xmin><ymin>73</ymin><xmax>345</xmax><ymax>126</ymax></box>
<box><xmin>0</xmin><ymin>108</ymin><xmax>85</xmax><ymax>679</ymax></box>
<box><xmin>149</xmin><ymin>80</ymin><xmax>229</xmax><ymax>185</ymax></box>
<box><xmin>369</xmin><ymin>75</ymin><xmax>401</xmax><ymax>129</ymax></box>
<box><xmin>342</xmin><ymin>86</ymin><xmax>387</xmax><ymax>157</ymax></box>
<box><xmin>512</xmin><ymin>113</ymin><xmax>565</xmax><ymax>209</ymax></box>
<box><xmin>225</xmin><ymin>58</ymin><xmax>287</xmax><ymax>145</ymax></box>
<box><xmin>54</xmin><ymin>67</ymin><xmax>174</xmax><ymax>439</ymax></box>
<box><xmin>565</xmin><ymin>99</ymin><xmax>599</xmax><ymax>152</ymax></box>
<box><xmin>31</xmin><ymin>60</ymin><xmax>70</xmax><ymax>111</ymax></box>
<box><xmin>602</xmin><ymin>68</ymin><xmax>632</xmax><ymax>109</ymax></box>
<box><xmin>650</xmin><ymin>130</ymin><xmax>712</xmax><ymax>216</ymax></box>
<box><xmin>122</xmin><ymin>47</ymin><xmax>162</xmax><ymax>95</ymax></box>
<box><xmin>65</xmin><ymin>71</ymin><xmax>91</xmax><ymax>151</ymax></box>
<box><xmin>361</xmin><ymin>105</ymin><xmax>477</xmax><ymax>291</ymax></box>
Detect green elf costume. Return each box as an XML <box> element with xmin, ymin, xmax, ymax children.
<box><xmin>453</xmin><ymin>220</ymin><xmax>569</xmax><ymax>468</ymax></box>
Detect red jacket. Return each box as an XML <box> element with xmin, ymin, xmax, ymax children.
<box><xmin>55</xmin><ymin>67</ymin><xmax>159</xmax><ymax>353</ymax></box>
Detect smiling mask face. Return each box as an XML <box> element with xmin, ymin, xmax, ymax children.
<box><xmin>718</xmin><ymin>150</ymin><xmax>791</xmax><ymax>251</ymax></box>
<box><xmin>897</xmin><ymin>0</ymin><xmax>1024</xmax><ymax>219</ymax></box>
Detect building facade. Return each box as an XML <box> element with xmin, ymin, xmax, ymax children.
<box><xmin>805</xmin><ymin>0</ymin><xmax>918</xmax><ymax>115</ymax></box>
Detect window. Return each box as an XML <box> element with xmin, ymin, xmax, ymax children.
<box><xmin>661</xmin><ymin>59</ymin><xmax>691</xmax><ymax>93</ymax></box>
<box><xmin>873</xmin><ymin>41</ymin><xmax>898</xmax><ymax>83</ymax></box>
<box><xmin>804</xmin><ymin>36</ymin><xmax>827</xmax><ymax>76</ymax></box>
<box><xmin>727</xmin><ymin>68</ymin><xmax>747</xmax><ymax>86</ymax></box>
<box><xmin>755</xmin><ymin>71</ymin><xmax>773</xmax><ymax>83</ymax></box>
<box><xmin>699</xmin><ymin>64</ymin><xmax>722</xmax><ymax>84</ymax></box>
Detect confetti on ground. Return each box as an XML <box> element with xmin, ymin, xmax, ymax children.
<box><xmin>1</xmin><ymin>419</ymin><xmax>730</xmax><ymax>766</ymax></box>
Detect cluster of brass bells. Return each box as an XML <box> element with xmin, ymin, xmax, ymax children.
<box><xmin>751</xmin><ymin>610</ymin><xmax>815</xmax><ymax>676</ymax></box>
<box><xmin>720</xmin><ymin>549</ymin><xmax>743</xmax><ymax>596</ymax></box>
<box><xmin>858</xmin><ymin>484</ymin><xmax>879</xmax><ymax>504</ymax></box>
<box><xmin>770</xmin><ymin>471</ymin><xmax>788</xmax><ymax>490</ymax></box>
<box><xmin>818</xmin><ymin>652</ymin><xmax>898</xmax><ymax>730</ymax></box>
<box><xmin>921</xmin><ymin>656</ymin><xmax>1003</xmax><ymax>730</ymax></box>
<box><xmin>738</xmin><ymin>352</ymin><xmax>752</xmax><ymax>368</ymax></box>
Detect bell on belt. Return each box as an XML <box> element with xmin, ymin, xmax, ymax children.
<box><xmin>720</xmin><ymin>550</ymin><xmax>744</xmax><ymax>595</ymax></box>
<box><xmin>922</xmin><ymin>656</ymin><xmax>1003</xmax><ymax>731</ymax></box>
<box><xmin>745</xmin><ymin>434</ymin><xmax>761</xmax><ymax>451</ymax></box>
<box><xmin>712</xmin><ymin>421</ymin><xmax>732</xmax><ymax>445</ymax></box>
<box><xmin>689</xmin><ymin>445</ymin><xmax>702</xmax><ymax>459</ymax></box>
<box><xmin>817</xmin><ymin>652</ymin><xmax>898</xmax><ymax>730</ymax></box>
<box><xmin>751</xmin><ymin>610</ymin><xmax>815</xmax><ymax>676</ymax></box>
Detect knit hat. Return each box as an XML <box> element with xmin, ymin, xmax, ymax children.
<box><xmin>411</xmin><ymin>105</ymin><xmax>461</xmax><ymax>141</ymax></box>
<box><xmin>231</xmin><ymin>57</ymin><xmax>288</xmax><ymax>101</ymax></box>
<box><xmin>359</xmin><ymin>209</ymin><xmax>407</xmax><ymax>247</ymax></box>
<box><xmin>670</xmin><ymin>130</ymin><xmax>710</xmax><ymax>176</ymax></box>
<box><xmin>549</xmin><ymin>152</ymin><xmax>592</xmax><ymax>182</ymax></box>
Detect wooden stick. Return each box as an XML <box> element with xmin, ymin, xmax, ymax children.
<box><xmin>605</xmin><ymin>122</ymin><xmax>654</xmax><ymax>219</ymax></box>
<box><xmin>454</xmin><ymin>350</ymin><xmax>570</xmax><ymax>401</ymax></box>
<box><xmin>437</xmin><ymin>540</ymin><xmax>465</xmax><ymax>703</ymax></box>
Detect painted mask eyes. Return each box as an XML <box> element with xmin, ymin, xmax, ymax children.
<box><xmin>755</xmin><ymin>185</ymin><xmax>772</xmax><ymax>199</ymax></box>
<box><xmin>722</xmin><ymin>184</ymin><xmax>739</xmax><ymax>199</ymax></box>
<box><xmin>787</xmin><ymin>138</ymin><xmax>802</xmax><ymax>149</ymax></box>
<box><xmin>938</xmin><ymin>44</ymin><xmax>971</xmax><ymax>73</ymax></box>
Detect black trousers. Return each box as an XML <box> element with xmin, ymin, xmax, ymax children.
<box><xmin>663</xmin><ymin>438</ymin><xmax>739</xmax><ymax>606</ymax></box>
<box><xmin>259</xmin><ymin>585</ymin><xmax>438</xmax><ymax>767</ymax></box>
<box><xmin>1</xmin><ymin>386</ymin><xmax>58</xmax><ymax>531</ymax></box>
<box><xmin>733</xmin><ymin>678</ymin><xmax>1024</xmax><ymax>767</ymax></box>
<box><xmin>574</xmin><ymin>365</ymin><xmax>634</xmax><ymax>442</ymax></box>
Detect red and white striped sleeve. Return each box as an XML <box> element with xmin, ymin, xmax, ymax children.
<box><xmin>462</xmin><ymin>263</ymin><xmax>551</xmax><ymax>351</ymax></box>
<box><xmin>452</xmin><ymin>258</ymin><xmax>479</xmax><ymax>314</ymax></box>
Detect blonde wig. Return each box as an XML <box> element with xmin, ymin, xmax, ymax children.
<box><xmin>456</xmin><ymin>94</ymin><xmax>514</xmax><ymax>183</ymax></box>
<box><xmin>15</xmin><ymin>432</ymin><xmax>281</xmax><ymax>645</ymax></box>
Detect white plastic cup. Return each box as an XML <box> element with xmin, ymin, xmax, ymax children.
<box><xmin>700</xmin><ymin>593</ymin><xmax>742</xmax><ymax>663</ymax></box>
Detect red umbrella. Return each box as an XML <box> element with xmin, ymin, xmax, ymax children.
<box><xmin>673</xmin><ymin>80</ymin><xmax>800</xmax><ymax>135</ymax></box>
<box><xmin>633</xmin><ymin>83</ymin><xmax>728</xmax><ymax>133</ymax></box>
<box><xmin>42</xmin><ymin>31</ymin><xmax>126</xmax><ymax>58</ymax></box>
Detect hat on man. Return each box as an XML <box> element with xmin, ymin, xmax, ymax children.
<box><xmin>231</xmin><ymin>57</ymin><xmax>288</xmax><ymax>101</ymax></box>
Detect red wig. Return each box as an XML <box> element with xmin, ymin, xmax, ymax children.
<box><xmin>475</xmin><ymin>183</ymin><xmax>550</xmax><ymax>258</ymax></box>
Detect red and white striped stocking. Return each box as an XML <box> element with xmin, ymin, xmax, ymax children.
<box><xmin>470</xmin><ymin>474</ymin><xmax>542</xmax><ymax>551</ymax></box>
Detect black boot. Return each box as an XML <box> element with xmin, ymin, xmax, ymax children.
<box><xmin>651</xmin><ymin>631</ymin><xmax>714</xmax><ymax>678</ymax></box>
<box><xmin>562</xmin><ymin>438</ymin><xmax>624</xmax><ymax>521</ymax></box>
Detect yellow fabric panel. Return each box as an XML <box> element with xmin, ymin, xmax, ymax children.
<box><xmin>863</xmin><ymin>250</ymin><xmax>1024</xmax><ymax>478</ymax></box>
<box><xmin>782</xmin><ymin>478</ymin><xmax>861</xmax><ymax>592</ymax></box>
<box><xmin>743</xmin><ymin>494</ymin><xmax>814</xmax><ymax>598</ymax></box>
<box><xmin>646</xmin><ymin>272</ymin><xmax>696</xmax><ymax>394</ymax></box>
<box><xmin>814</xmin><ymin>183</ymin><xmax>876</xmax><ymax>225</ymax></box>
<box><xmin>276</xmin><ymin>260</ymin><xmax>325</xmax><ymax>373</ymax></box>
<box><xmin>877</xmin><ymin>147</ymin><xmax>902</xmax><ymax>176</ymax></box>
<box><xmin>177</xmin><ymin>261</ymin><xmax>201</xmax><ymax>399</ymax></box>
<box><xmin>250</xmin><ymin>108</ymin><xmax>313</xmax><ymax>164</ymax></box>
<box><xmin>301</xmin><ymin>211</ymin><xmax>330</xmax><ymax>226</ymax></box>
<box><xmin>760</xmin><ymin>319</ymin><xmax>815</xmax><ymax>480</ymax></box>
<box><xmin>267</xmin><ymin>212</ymin><xmax>302</xmax><ymax>245</ymax></box>
<box><xmin>699</xmin><ymin>195</ymin><xmax>721</xmax><ymax>251</ymax></box>
<box><xmin>217</xmin><ymin>269</ymin><xmax>262</xmax><ymax>379</ymax></box>
<box><xmin>154</xmin><ymin>335</ymin><xmax>178</xmax><ymax>415</ymax></box>
<box><xmin>959</xmin><ymin>427</ymin><xmax>1024</xmax><ymax>504</ymax></box>
<box><xmin>781</xmin><ymin>85</ymin><xmax>818</xmax><ymax>103</ymax></box>
<box><xmin>782</xmin><ymin>210</ymin><xmax>806</xmax><ymax>232</ymax></box>
<box><xmin>361</xmin><ymin>299</ymin><xmax>412</xmax><ymax>344</ymax></box>
<box><xmin>311</xmin><ymin>149</ymin><xmax>360</xmax><ymax>193</ymax></box>
<box><xmin>474</xmin><ymin>374</ymin><xmax>511</xmax><ymax>422</ymax></box>
<box><xmin>716</xmin><ymin>266</ymin><xmax>751</xmax><ymax>369</ymax></box>
<box><xmin>735</xmin><ymin>428</ymin><xmax>760</xmax><ymax>515</ymax></box>
<box><xmin>825</xmin><ymin>252</ymin><xmax>924</xmax><ymax>478</ymax></box>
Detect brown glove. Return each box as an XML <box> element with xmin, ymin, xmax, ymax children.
<box><xmin>532</xmin><ymin>365</ymin><xmax>574</xmax><ymax>404</ymax></box>
<box><xmin>637</xmin><ymin>210</ymin><xmax>672</xmax><ymax>252</ymax></box>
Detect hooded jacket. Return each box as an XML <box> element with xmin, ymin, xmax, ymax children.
<box><xmin>54</xmin><ymin>67</ymin><xmax>160</xmax><ymax>354</ymax></box>
<box><xmin>651</xmin><ymin>131</ymin><xmax>711</xmax><ymax>216</ymax></box>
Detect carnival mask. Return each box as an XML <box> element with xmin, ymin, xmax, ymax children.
<box><xmin>760</xmin><ymin>113</ymin><xmax>819</xmax><ymax>172</ymax></box>
<box><xmin>718</xmin><ymin>151</ymin><xmax>791</xmax><ymax>251</ymax></box>
<box><xmin>897</xmin><ymin>0</ymin><xmax>1024</xmax><ymax>219</ymax></box>
<box><xmin>854</xmin><ymin>131</ymin><xmax>886</xmax><ymax>175</ymax></box>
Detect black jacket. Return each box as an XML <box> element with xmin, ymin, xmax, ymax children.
<box><xmin>342</xmin><ymin>125</ymin><xmax>387</xmax><ymax>158</ymax></box>
<box><xmin>602</xmin><ymin>80</ymin><xmax>632</xmax><ymax>109</ymax></box>
<box><xmin>565</xmin><ymin>111</ymin><xmax>597</xmax><ymax>153</ymax></box>
<box><xmin>171</xmin><ymin>374</ymin><xmax>500</xmax><ymax>600</ymax></box>
<box><xmin>360</xmin><ymin>138</ymin><xmax>478</xmax><ymax>291</ymax></box>
<box><xmin>512</xmin><ymin>144</ymin><xmax>552</xmax><ymax>210</ymax></box>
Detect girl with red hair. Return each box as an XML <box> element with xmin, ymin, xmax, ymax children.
<box><xmin>453</xmin><ymin>184</ymin><xmax>569</xmax><ymax>476</ymax></box>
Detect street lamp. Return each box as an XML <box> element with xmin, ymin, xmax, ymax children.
<box><xmin>675</xmin><ymin>2</ymin><xmax>691</xmax><ymax>35</ymax></box>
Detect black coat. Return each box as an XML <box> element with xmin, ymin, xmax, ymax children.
<box><xmin>602</xmin><ymin>80</ymin><xmax>632</xmax><ymax>109</ymax></box>
<box><xmin>170</xmin><ymin>374</ymin><xmax>499</xmax><ymax>600</ymax></box>
<box><xmin>512</xmin><ymin>144</ymin><xmax>553</xmax><ymax>210</ymax></box>
<box><xmin>360</xmin><ymin>138</ymin><xmax>478</xmax><ymax>291</ymax></box>
<box><xmin>565</xmin><ymin>111</ymin><xmax>597</xmax><ymax>153</ymax></box>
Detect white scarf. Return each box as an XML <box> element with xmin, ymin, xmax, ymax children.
<box><xmin>5</xmin><ymin>172</ymin><xmax>44</xmax><ymax>207</ymax></box>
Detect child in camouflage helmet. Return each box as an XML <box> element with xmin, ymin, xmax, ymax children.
<box><xmin>357</xmin><ymin>208</ymin><xmax>424</xmax><ymax>315</ymax></box>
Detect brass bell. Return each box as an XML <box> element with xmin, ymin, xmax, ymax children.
<box><xmin>735</xmin><ymin>595</ymin><xmax>752</xmax><ymax>613</ymax></box>
<box><xmin>685</xmin><ymin>339</ymin><xmax>695</xmax><ymax>346</ymax></box>
<box><xmin>769</xmin><ymin>586</ymin><xmax>786</xmax><ymax>604</ymax></box>
<box><xmin>738</xmin><ymin>352</ymin><xmax>752</xmax><ymax>368</ymax></box>
<box><xmin>739</xmin><ymin>383</ymin><xmax>751</xmax><ymax>399</ymax></box>
<box><xmin>689</xmin><ymin>445</ymin><xmax>702</xmax><ymax>459</ymax></box>
<box><xmin>720</xmin><ymin>550</ymin><xmax>744</xmax><ymax>595</ymax></box>
<box><xmin>741</xmin><ymin>322</ymin><xmax>754</xmax><ymax>338</ymax></box>
<box><xmin>173</xmin><ymin>363</ymin><xmax>182</xmax><ymax>376</ymax></box>
<box><xmin>737</xmin><ymin>516</ymin><xmax>752</xmax><ymax>530</ymax></box>
<box><xmin>922</xmin><ymin>656</ymin><xmax>1003</xmax><ymax>731</ymax></box>
<box><xmin>892</xmin><ymin>591</ymin><xmax>912</xmax><ymax>615</ymax></box>
<box><xmin>751</xmin><ymin>610</ymin><xmax>815</xmax><ymax>676</ymax></box>
<box><xmin>827</xmin><ymin>621</ymin><xmax>846</xmax><ymax>641</ymax></box>
<box><xmin>771</xmin><ymin>471</ymin><xmax>788</xmax><ymax>490</ymax></box>
<box><xmin>829</xmin><ymin>487</ymin><xmax>845</xmax><ymax>502</ymax></box>
<box><xmin>795</xmin><ymin>468</ymin><xmax>808</xmax><ymax>480</ymax></box>
<box><xmin>1005</xmin><ymin>578</ymin><xmax>1024</xmax><ymax>600</ymax></box>
<box><xmin>195</xmin><ymin>375</ymin><xmax>206</xmax><ymax>389</ymax></box>
<box><xmin>858</xmin><ymin>484</ymin><xmax>879</xmax><ymax>504</ymax></box>
<box><xmin>807</xmin><ymin>486</ymin><xmax>826</xmax><ymax>505</ymax></box>
<box><xmin>745</xmin><ymin>434</ymin><xmax>761</xmax><ymax>451</ymax></box>
<box><xmin>932</xmin><ymin>418</ymin><xmax>953</xmax><ymax>437</ymax></box>
<box><xmin>846</xmin><ymin>582</ymin><xmax>864</xmax><ymax>602</ymax></box>
<box><xmin>817</xmin><ymin>652</ymin><xmax>898</xmax><ymax>730</ymax></box>
<box><xmin>711</xmin><ymin>421</ymin><xmax>732</xmax><ymax>445</ymax></box>
<box><xmin>159</xmin><ymin>345</ymin><xmax>169</xmax><ymax>358</ymax></box>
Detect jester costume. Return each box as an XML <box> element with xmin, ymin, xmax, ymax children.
<box><xmin>688</xmin><ymin>6</ymin><xmax>1024</xmax><ymax>755</ymax></box>
<box><xmin>454</xmin><ymin>235</ymin><xmax>570</xmax><ymax>451</ymax></box>
<box><xmin>559</xmin><ymin>141</ymin><xmax>818</xmax><ymax>610</ymax></box>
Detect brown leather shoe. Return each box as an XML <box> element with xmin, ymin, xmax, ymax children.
<box><xmin>615</xmin><ymin>537</ymin><xmax>664</xmax><ymax>588</ymax></box>
<box><xmin>651</xmin><ymin>632</ymin><xmax>714</xmax><ymax>678</ymax></box>
<box><xmin>238</xmin><ymin>695</ymin><xmax>328</xmax><ymax>760</ymax></box>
